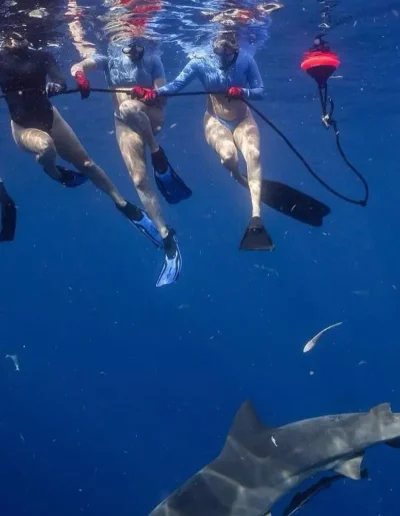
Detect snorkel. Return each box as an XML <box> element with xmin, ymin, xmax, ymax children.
<box><xmin>122</xmin><ymin>40</ymin><xmax>145</xmax><ymax>62</ymax></box>
<box><xmin>212</xmin><ymin>33</ymin><xmax>239</xmax><ymax>69</ymax></box>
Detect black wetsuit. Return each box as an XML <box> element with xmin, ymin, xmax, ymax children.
<box><xmin>0</xmin><ymin>47</ymin><xmax>61</xmax><ymax>132</ymax></box>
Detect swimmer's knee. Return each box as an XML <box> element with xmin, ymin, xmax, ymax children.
<box><xmin>36</xmin><ymin>135</ymin><xmax>56</xmax><ymax>157</ymax></box>
<box><xmin>219</xmin><ymin>144</ymin><xmax>239</xmax><ymax>170</ymax></box>
<box><xmin>132</xmin><ymin>174</ymin><xmax>148</xmax><ymax>193</ymax></box>
<box><xmin>119</xmin><ymin>100</ymin><xmax>144</xmax><ymax>121</ymax></box>
<box><xmin>35</xmin><ymin>136</ymin><xmax>56</xmax><ymax>164</ymax></box>
<box><xmin>246</xmin><ymin>145</ymin><xmax>260</xmax><ymax>164</ymax></box>
<box><xmin>74</xmin><ymin>158</ymin><xmax>95</xmax><ymax>174</ymax></box>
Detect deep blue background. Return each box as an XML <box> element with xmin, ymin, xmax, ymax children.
<box><xmin>1</xmin><ymin>1</ymin><xmax>400</xmax><ymax>515</ymax></box>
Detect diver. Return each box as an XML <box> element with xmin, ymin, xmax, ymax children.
<box><xmin>138</xmin><ymin>32</ymin><xmax>272</xmax><ymax>250</ymax></box>
<box><xmin>71</xmin><ymin>38</ymin><xmax>191</xmax><ymax>286</ymax></box>
<box><xmin>0</xmin><ymin>32</ymin><xmax>165</xmax><ymax>257</ymax></box>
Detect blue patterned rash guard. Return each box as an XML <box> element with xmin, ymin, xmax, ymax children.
<box><xmin>92</xmin><ymin>52</ymin><xmax>165</xmax><ymax>87</ymax></box>
<box><xmin>157</xmin><ymin>51</ymin><xmax>264</xmax><ymax>100</ymax></box>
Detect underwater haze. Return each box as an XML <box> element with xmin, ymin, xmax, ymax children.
<box><xmin>1</xmin><ymin>0</ymin><xmax>400</xmax><ymax>515</ymax></box>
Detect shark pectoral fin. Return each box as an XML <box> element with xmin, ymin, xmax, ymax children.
<box><xmin>334</xmin><ymin>455</ymin><xmax>364</xmax><ymax>479</ymax></box>
<box><xmin>385</xmin><ymin>437</ymin><xmax>400</xmax><ymax>448</ymax></box>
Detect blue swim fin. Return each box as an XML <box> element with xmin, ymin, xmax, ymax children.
<box><xmin>156</xmin><ymin>229</ymin><xmax>182</xmax><ymax>287</ymax></box>
<box><xmin>117</xmin><ymin>201</ymin><xmax>163</xmax><ymax>248</ymax></box>
<box><xmin>152</xmin><ymin>147</ymin><xmax>192</xmax><ymax>205</ymax></box>
<box><xmin>57</xmin><ymin>166</ymin><xmax>88</xmax><ymax>188</ymax></box>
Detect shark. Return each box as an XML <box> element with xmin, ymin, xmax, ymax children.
<box><xmin>148</xmin><ymin>400</ymin><xmax>400</xmax><ymax>516</ymax></box>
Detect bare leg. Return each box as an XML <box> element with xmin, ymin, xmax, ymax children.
<box><xmin>49</xmin><ymin>107</ymin><xmax>126</xmax><ymax>207</ymax></box>
<box><xmin>115</xmin><ymin>117</ymin><xmax>168</xmax><ymax>238</ymax></box>
<box><xmin>11</xmin><ymin>122</ymin><xmax>62</xmax><ymax>180</ymax></box>
<box><xmin>233</xmin><ymin>112</ymin><xmax>262</xmax><ymax>218</ymax></box>
<box><xmin>118</xmin><ymin>99</ymin><xmax>162</xmax><ymax>153</ymax></box>
<box><xmin>204</xmin><ymin>112</ymin><xmax>247</xmax><ymax>187</ymax></box>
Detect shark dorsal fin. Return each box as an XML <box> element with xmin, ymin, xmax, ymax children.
<box><xmin>370</xmin><ymin>402</ymin><xmax>392</xmax><ymax>416</ymax></box>
<box><xmin>334</xmin><ymin>455</ymin><xmax>364</xmax><ymax>479</ymax></box>
<box><xmin>228</xmin><ymin>400</ymin><xmax>271</xmax><ymax>445</ymax></box>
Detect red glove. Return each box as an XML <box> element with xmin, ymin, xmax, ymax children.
<box><xmin>227</xmin><ymin>86</ymin><xmax>244</xmax><ymax>99</ymax></box>
<box><xmin>130</xmin><ymin>86</ymin><xmax>158</xmax><ymax>102</ymax></box>
<box><xmin>75</xmin><ymin>71</ymin><xmax>90</xmax><ymax>99</ymax></box>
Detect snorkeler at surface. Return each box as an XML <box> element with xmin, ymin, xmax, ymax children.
<box><xmin>202</xmin><ymin>2</ymin><xmax>283</xmax><ymax>27</ymax></box>
<box><xmin>202</xmin><ymin>2</ymin><xmax>283</xmax><ymax>57</ymax></box>
<box><xmin>71</xmin><ymin>38</ymin><xmax>191</xmax><ymax>286</ymax></box>
<box><xmin>139</xmin><ymin>32</ymin><xmax>272</xmax><ymax>250</ymax></box>
<box><xmin>0</xmin><ymin>31</ymin><xmax>166</xmax><ymax>254</ymax></box>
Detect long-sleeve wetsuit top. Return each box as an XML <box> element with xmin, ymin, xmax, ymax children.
<box><xmin>157</xmin><ymin>51</ymin><xmax>264</xmax><ymax>100</ymax></box>
<box><xmin>92</xmin><ymin>52</ymin><xmax>165</xmax><ymax>87</ymax></box>
<box><xmin>0</xmin><ymin>48</ymin><xmax>63</xmax><ymax>131</ymax></box>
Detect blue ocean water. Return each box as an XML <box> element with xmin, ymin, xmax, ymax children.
<box><xmin>1</xmin><ymin>1</ymin><xmax>400</xmax><ymax>515</ymax></box>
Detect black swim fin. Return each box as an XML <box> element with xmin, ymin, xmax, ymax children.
<box><xmin>239</xmin><ymin>175</ymin><xmax>331</xmax><ymax>227</ymax></box>
<box><xmin>57</xmin><ymin>166</ymin><xmax>88</xmax><ymax>188</ymax></box>
<box><xmin>239</xmin><ymin>216</ymin><xmax>274</xmax><ymax>251</ymax></box>
<box><xmin>152</xmin><ymin>147</ymin><xmax>192</xmax><ymax>204</ymax></box>
<box><xmin>261</xmin><ymin>178</ymin><xmax>330</xmax><ymax>227</ymax></box>
<box><xmin>0</xmin><ymin>200</ymin><xmax>17</xmax><ymax>242</ymax></box>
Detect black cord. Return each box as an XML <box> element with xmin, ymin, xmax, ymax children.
<box><xmin>0</xmin><ymin>86</ymin><xmax>369</xmax><ymax>206</ymax></box>
<box><xmin>317</xmin><ymin>85</ymin><xmax>368</xmax><ymax>206</ymax></box>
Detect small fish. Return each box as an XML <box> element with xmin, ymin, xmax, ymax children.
<box><xmin>5</xmin><ymin>354</ymin><xmax>20</xmax><ymax>371</ymax></box>
<box><xmin>303</xmin><ymin>322</ymin><xmax>343</xmax><ymax>353</ymax></box>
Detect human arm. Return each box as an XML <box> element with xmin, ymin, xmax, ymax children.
<box><xmin>70</xmin><ymin>55</ymin><xmax>104</xmax><ymax>76</ymax></box>
<box><xmin>45</xmin><ymin>52</ymin><xmax>67</xmax><ymax>89</ymax></box>
<box><xmin>152</xmin><ymin>56</ymin><xmax>167</xmax><ymax>106</ymax></box>
<box><xmin>44</xmin><ymin>52</ymin><xmax>67</xmax><ymax>97</ymax></box>
<box><xmin>156</xmin><ymin>60</ymin><xmax>198</xmax><ymax>96</ymax></box>
<box><xmin>243</xmin><ymin>55</ymin><xmax>265</xmax><ymax>100</ymax></box>
<box><xmin>70</xmin><ymin>54</ymin><xmax>108</xmax><ymax>99</ymax></box>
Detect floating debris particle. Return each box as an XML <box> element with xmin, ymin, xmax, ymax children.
<box><xmin>29</xmin><ymin>8</ymin><xmax>48</xmax><ymax>18</ymax></box>
<box><xmin>303</xmin><ymin>322</ymin><xmax>343</xmax><ymax>353</ymax></box>
<box><xmin>5</xmin><ymin>354</ymin><xmax>20</xmax><ymax>371</ymax></box>
<box><xmin>177</xmin><ymin>303</ymin><xmax>190</xmax><ymax>310</ymax></box>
